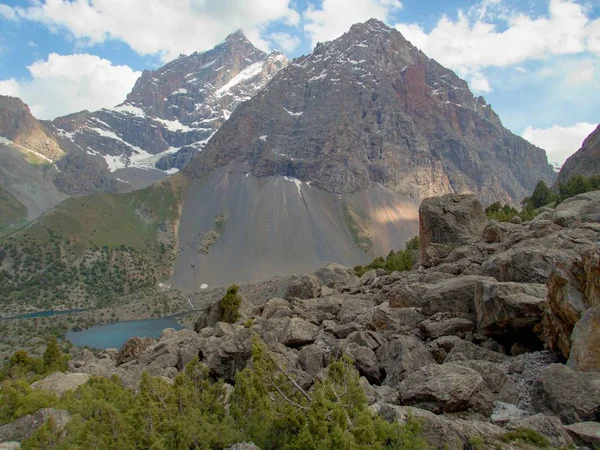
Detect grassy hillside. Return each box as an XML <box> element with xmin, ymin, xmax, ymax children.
<box><xmin>0</xmin><ymin>186</ymin><xmax>27</xmax><ymax>236</ymax></box>
<box><xmin>0</xmin><ymin>175</ymin><xmax>187</xmax><ymax>314</ymax></box>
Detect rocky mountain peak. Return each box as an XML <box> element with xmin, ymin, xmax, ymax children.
<box><xmin>185</xmin><ymin>20</ymin><xmax>554</xmax><ymax>205</ymax></box>
<box><xmin>51</xmin><ymin>34</ymin><xmax>288</xmax><ymax>181</ymax></box>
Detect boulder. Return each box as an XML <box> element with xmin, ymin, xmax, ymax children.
<box><xmin>285</xmin><ymin>274</ymin><xmax>321</xmax><ymax>300</ymax></box>
<box><xmin>490</xmin><ymin>402</ymin><xmax>528</xmax><ymax>424</ymax></box>
<box><xmin>564</xmin><ymin>421</ymin><xmax>600</xmax><ymax>448</ymax></box>
<box><xmin>428</xmin><ymin>336</ymin><xmax>507</xmax><ymax>364</ymax></box>
<box><xmin>418</xmin><ymin>194</ymin><xmax>487</xmax><ymax>265</ymax></box>
<box><xmin>357</xmin><ymin>303</ymin><xmax>425</xmax><ymax>333</ymax></box>
<box><xmin>533</xmin><ymin>363</ymin><xmax>600</xmax><ymax>424</ymax></box>
<box><xmin>313</xmin><ymin>263</ymin><xmax>358</xmax><ymax>289</ymax></box>
<box><xmin>398</xmin><ymin>363</ymin><xmax>484</xmax><ymax>413</ymax></box>
<box><xmin>554</xmin><ymin>190</ymin><xmax>600</xmax><ymax>228</ymax></box>
<box><xmin>378</xmin><ymin>404</ymin><xmax>505</xmax><ymax>449</ymax></box>
<box><xmin>297</xmin><ymin>345</ymin><xmax>326</xmax><ymax>375</ymax></box>
<box><xmin>0</xmin><ymin>409</ymin><xmax>71</xmax><ymax>442</ymax></box>
<box><xmin>543</xmin><ymin>248</ymin><xmax>600</xmax><ymax>359</ymax></box>
<box><xmin>377</xmin><ymin>335</ymin><xmax>436</xmax><ymax>387</ymax></box>
<box><xmin>225</xmin><ymin>443</ymin><xmax>261</xmax><ymax>450</ymax></box>
<box><xmin>278</xmin><ymin>318</ymin><xmax>319</xmax><ymax>347</ymax></box>
<box><xmin>332</xmin><ymin>322</ymin><xmax>364</xmax><ymax>339</ymax></box>
<box><xmin>568</xmin><ymin>306</ymin><xmax>600</xmax><ymax>371</ymax></box>
<box><xmin>0</xmin><ymin>443</ymin><xmax>20</xmax><ymax>450</ymax></box>
<box><xmin>390</xmin><ymin>276</ymin><xmax>495</xmax><ymax>319</ymax></box>
<box><xmin>117</xmin><ymin>336</ymin><xmax>156</xmax><ymax>365</ymax></box>
<box><xmin>30</xmin><ymin>372</ymin><xmax>90</xmax><ymax>396</ymax></box>
<box><xmin>346</xmin><ymin>330</ymin><xmax>386</xmax><ymax>351</ymax></box>
<box><xmin>507</xmin><ymin>414</ymin><xmax>574</xmax><ymax>448</ymax></box>
<box><xmin>418</xmin><ymin>313</ymin><xmax>474</xmax><ymax>340</ymax></box>
<box><xmin>254</xmin><ymin>298</ymin><xmax>292</xmax><ymax>320</ymax></box>
<box><xmin>475</xmin><ymin>280</ymin><xmax>547</xmax><ymax>335</ymax></box>
<box><xmin>453</xmin><ymin>360</ymin><xmax>519</xmax><ymax>415</ymax></box>
<box><xmin>342</xmin><ymin>342</ymin><xmax>382</xmax><ymax>384</ymax></box>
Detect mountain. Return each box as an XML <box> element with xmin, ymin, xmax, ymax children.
<box><xmin>51</xmin><ymin>30</ymin><xmax>288</xmax><ymax>188</ymax></box>
<box><xmin>0</xmin><ymin>32</ymin><xmax>287</xmax><ymax>229</ymax></box>
<box><xmin>1</xmin><ymin>20</ymin><xmax>558</xmax><ymax>302</ymax></box>
<box><xmin>171</xmin><ymin>19</ymin><xmax>555</xmax><ymax>290</ymax></box>
<box><xmin>186</xmin><ymin>20</ymin><xmax>555</xmax><ymax>205</ymax></box>
<box><xmin>556</xmin><ymin>123</ymin><xmax>600</xmax><ymax>184</ymax></box>
<box><xmin>0</xmin><ymin>96</ymin><xmax>67</xmax><ymax>234</ymax></box>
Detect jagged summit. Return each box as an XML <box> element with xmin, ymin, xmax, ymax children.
<box><xmin>225</xmin><ymin>28</ymin><xmax>249</xmax><ymax>41</ymax></box>
<box><xmin>185</xmin><ymin>19</ymin><xmax>554</xmax><ymax>205</ymax></box>
<box><xmin>51</xmin><ymin>33</ymin><xmax>288</xmax><ymax>182</ymax></box>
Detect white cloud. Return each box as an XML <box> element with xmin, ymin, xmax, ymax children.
<box><xmin>395</xmin><ymin>0</ymin><xmax>599</xmax><ymax>78</ymax></box>
<box><xmin>269</xmin><ymin>32</ymin><xmax>301</xmax><ymax>53</ymax></box>
<box><xmin>303</xmin><ymin>0</ymin><xmax>402</xmax><ymax>46</ymax></box>
<box><xmin>7</xmin><ymin>0</ymin><xmax>300</xmax><ymax>61</ymax></box>
<box><xmin>566</xmin><ymin>58</ymin><xmax>596</xmax><ymax>84</ymax></box>
<box><xmin>522</xmin><ymin>122</ymin><xmax>598</xmax><ymax>165</ymax></box>
<box><xmin>469</xmin><ymin>73</ymin><xmax>492</xmax><ymax>93</ymax></box>
<box><xmin>0</xmin><ymin>4</ymin><xmax>17</xmax><ymax>20</ymax></box>
<box><xmin>0</xmin><ymin>53</ymin><xmax>140</xmax><ymax>120</ymax></box>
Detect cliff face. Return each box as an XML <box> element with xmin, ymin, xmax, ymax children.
<box><xmin>556</xmin><ymin>124</ymin><xmax>600</xmax><ymax>185</ymax></box>
<box><xmin>0</xmin><ymin>96</ymin><xmax>64</xmax><ymax>161</ymax></box>
<box><xmin>52</xmin><ymin>31</ymin><xmax>288</xmax><ymax>175</ymax></box>
<box><xmin>186</xmin><ymin>20</ymin><xmax>555</xmax><ymax>205</ymax></box>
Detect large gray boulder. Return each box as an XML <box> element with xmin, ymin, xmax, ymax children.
<box><xmin>554</xmin><ymin>190</ymin><xmax>600</xmax><ymax>228</ymax></box>
<box><xmin>377</xmin><ymin>335</ymin><xmax>436</xmax><ymax>387</ymax></box>
<box><xmin>285</xmin><ymin>274</ymin><xmax>321</xmax><ymax>300</ymax></box>
<box><xmin>568</xmin><ymin>306</ymin><xmax>600</xmax><ymax>372</ymax></box>
<box><xmin>419</xmin><ymin>313</ymin><xmax>474</xmax><ymax>340</ymax></box>
<box><xmin>418</xmin><ymin>194</ymin><xmax>487</xmax><ymax>266</ymax></box>
<box><xmin>0</xmin><ymin>409</ymin><xmax>71</xmax><ymax>442</ymax></box>
<box><xmin>475</xmin><ymin>280</ymin><xmax>547</xmax><ymax>336</ymax></box>
<box><xmin>507</xmin><ymin>414</ymin><xmax>574</xmax><ymax>448</ymax></box>
<box><xmin>398</xmin><ymin>363</ymin><xmax>484</xmax><ymax>413</ymax></box>
<box><xmin>342</xmin><ymin>342</ymin><xmax>382</xmax><ymax>384</ymax></box>
<box><xmin>389</xmin><ymin>276</ymin><xmax>496</xmax><ymax>319</ymax></box>
<box><xmin>313</xmin><ymin>263</ymin><xmax>358</xmax><ymax>289</ymax></box>
<box><xmin>564</xmin><ymin>421</ymin><xmax>600</xmax><ymax>448</ymax></box>
<box><xmin>278</xmin><ymin>318</ymin><xmax>319</xmax><ymax>347</ymax></box>
<box><xmin>533</xmin><ymin>363</ymin><xmax>600</xmax><ymax>424</ymax></box>
<box><xmin>30</xmin><ymin>372</ymin><xmax>90</xmax><ymax>396</ymax></box>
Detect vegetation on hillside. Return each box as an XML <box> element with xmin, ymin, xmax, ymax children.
<box><xmin>1</xmin><ymin>338</ymin><xmax>430</xmax><ymax>450</ymax></box>
<box><xmin>0</xmin><ymin>177</ymin><xmax>186</xmax><ymax>313</ymax></box>
<box><xmin>0</xmin><ymin>186</ymin><xmax>27</xmax><ymax>236</ymax></box>
<box><xmin>354</xmin><ymin>236</ymin><xmax>419</xmax><ymax>277</ymax></box>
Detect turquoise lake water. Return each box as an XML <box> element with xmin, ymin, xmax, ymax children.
<box><xmin>65</xmin><ymin>316</ymin><xmax>183</xmax><ymax>349</ymax></box>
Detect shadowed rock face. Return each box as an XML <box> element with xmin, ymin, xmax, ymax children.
<box><xmin>185</xmin><ymin>19</ymin><xmax>555</xmax><ymax>205</ymax></box>
<box><xmin>556</xmin><ymin>123</ymin><xmax>600</xmax><ymax>185</ymax></box>
<box><xmin>51</xmin><ymin>31</ymin><xmax>288</xmax><ymax>178</ymax></box>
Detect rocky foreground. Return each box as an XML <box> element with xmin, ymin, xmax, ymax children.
<box><xmin>2</xmin><ymin>191</ymin><xmax>600</xmax><ymax>449</ymax></box>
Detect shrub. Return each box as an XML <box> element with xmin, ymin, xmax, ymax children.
<box><xmin>354</xmin><ymin>236</ymin><xmax>419</xmax><ymax>276</ymax></box>
<box><xmin>501</xmin><ymin>427</ymin><xmax>550</xmax><ymax>447</ymax></box>
<box><xmin>220</xmin><ymin>284</ymin><xmax>242</xmax><ymax>324</ymax></box>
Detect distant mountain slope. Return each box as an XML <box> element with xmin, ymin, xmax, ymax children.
<box><xmin>556</xmin><ymin>123</ymin><xmax>600</xmax><ymax>184</ymax></box>
<box><xmin>186</xmin><ymin>19</ymin><xmax>555</xmax><ymax>206</ymax></box>
<box><xmin>52</xmin><ymin>31</ymin><xmax>288</xmax><ymax>186</ymax></box>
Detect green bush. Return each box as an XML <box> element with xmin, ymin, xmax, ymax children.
<box><xmin>354</xmin><ymin>237</ymin><xmax>419</xmax><ymax>277</ymax></box>
<box><xmin>220</xmin><ymin>284</ymin><xmax>242</xmax><ymax>324</ymax></box>
<box><xmin>501</xmin><ymin>427</ymin><xmax>550</xmax><ymax>447</ymax></box>
<box><xmin>8</xmin><ymin>339</ymin><xmax>432</xmax><ymax>449</ymax></box>
<box><xmin>557</xmin><ymin>174</ymin><xmax>600</xmax><ymax>203</ymax></box>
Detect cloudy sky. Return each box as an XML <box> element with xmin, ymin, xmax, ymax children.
<box><xmin>0</xmin><ymin>0</ymin><xmax>598</xmax><ymax>166</ymax></box>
